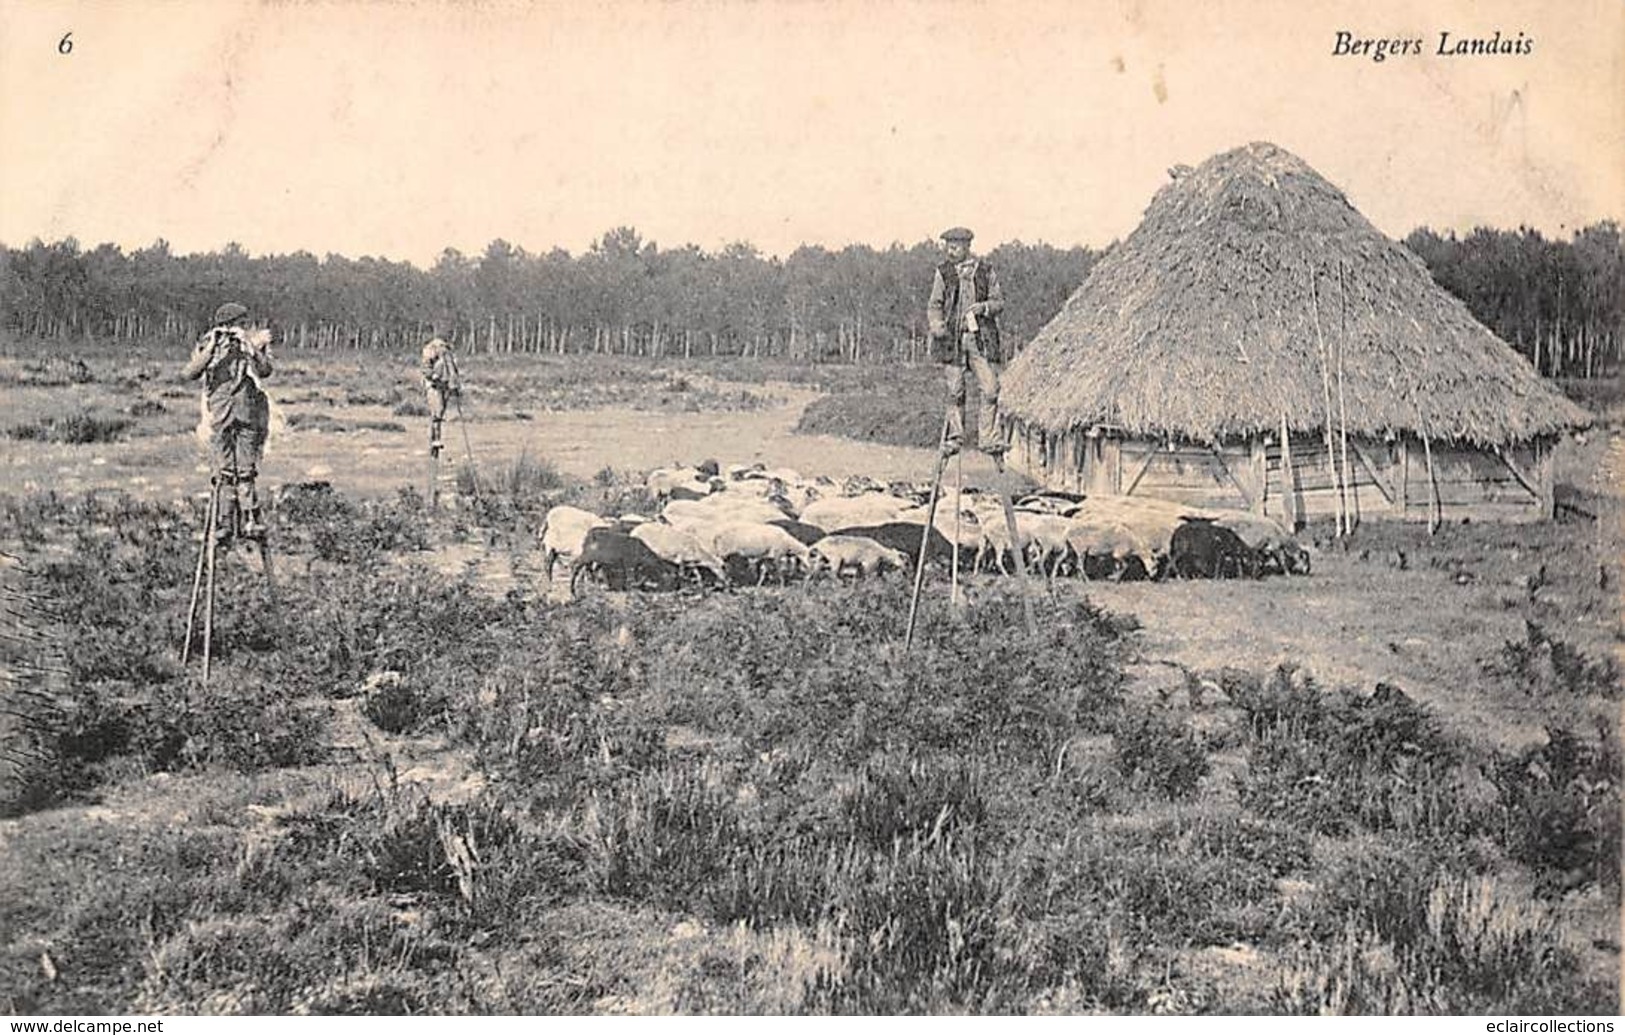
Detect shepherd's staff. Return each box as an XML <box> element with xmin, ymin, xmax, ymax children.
<box><xmin>201</xmin><ymin>499</ymin><xmax>219</xmax><ymax>688</ymax></box>
<box><xmin>951</xmin><ymin>447</ymin><xmax>964</xmax><ymax>606</ymax></box>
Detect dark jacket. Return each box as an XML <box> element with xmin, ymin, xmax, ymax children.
<box><xmin>182</xmin><ymin>326</ymin><xmax>271</xmax><ymax>431</ymax></box>
<box><xmin>927</xmin><ymin>259</ymin><xmax>1004</xmax><ymax>363</ymax></box>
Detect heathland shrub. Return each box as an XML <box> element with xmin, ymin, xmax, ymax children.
<box><xmin>1229</xmin><ymin>663</ymin><xmax>1619</xmax><ymax>899</ymax></box>
<box><xmin>634</xmin><ymin>581</ymin><xmax>1127</xmax><ymax>769</ymax></box>
<box><xmin>425</xmin><ymin>576</ymin><xmax>1145</xmax><ymax>1012</ymax></box>
<box><xmin>795</xmin><ymin>391</ymin><xmax>942</xmax><ymax>450</ymax></box>
<box><xmin>1493</xmin><ymin>621</ymin><xmax>1622</xmax><ymax>700</ymax></box>
<box><xmin>0</xmin><ymin>553</ymin><xmax>68</xmax><ymax>816</ymax></box>
<box><xmin>1228</xmin><ymin>666</ymin><xmax>1464</xmax><ymax>838</ymax></box>
<box><xmin>1278</xmin><ymin>864</ymin><xmax>1607</xmax><ymax>1014</ymax></box>
<box><xmin>7</xmin><ymin>410</ymin><xmax>131</xmax><ymax>444</ymax></box>
<box><xmin>119</xmin><ymin>791</ymin><xmax>509</xmax><ymax>1014</ymax></box>
<box><xmin>286</xmin><ymin>488</ymin><xmax>429</xmax><ymax>566</ymax></box>
<box><xmin>1109</xmin><ymin>707</ymin><xmax>1210</xmax><ymax>801</ymax></box>
<box><xmin>1</xmin><ymin>822</ymin><xmax>264</xmax><ymax>1013</ymax></box>
<box><xmin>1489</xmin><ymin>723</ymin><xmax>1621</xmax><ymax>896</ymax></box>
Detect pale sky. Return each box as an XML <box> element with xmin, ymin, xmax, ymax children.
<box><xmin>2</xmin><ymin>0</ymin><xmax>1621</xmax><ymax>266</ymax></box>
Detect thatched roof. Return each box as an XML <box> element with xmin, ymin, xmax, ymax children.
<box><xmin>1001</xmin><ymin>142</ymin><xmax>1589</xmax><ymax>446</ymax></box>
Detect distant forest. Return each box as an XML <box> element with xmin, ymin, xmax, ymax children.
<box><xmin>1</xmin><ymin>222</ymin><xmax>1619</xmax><ymax>376</ymax></box>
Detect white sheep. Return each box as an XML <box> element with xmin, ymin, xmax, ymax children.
<box><xmin>1068</xmin><ymin>497</ymin><xmax>1185</xmax><ymax>567</ymax></box>
<box><xmin>969</xmin><ymin>508</ymin><xmax>1063</xmax><ymax>577</ymax></box>
<box><xmin>662</xmin><ymin>495</ymin><xmax>792</xmax><ymax>532</ymax></box>
<box><xmin>1066</xmin><ymin>517</ymin><xmax>1157</xmax><ymax>580</ymax></box>
<box><xmin>1016</xmin><ymin>512</ymin><xmax>1075</xmax><ymax>577</ymax></box>
<box><xmin>631</xmin><ymin>522</ymin><xmax>729</xmax><ymax>586</ymax></box>
<box><xmin>540</xmin><ymin>505</ymin><xmax>611</xmax><ymax>580</ymax></box>
<box><xmin>739</xmin><ymin>465</ymin><xmax>802</xmax><ymax>485</ymax></box>
<box><xmin>808</xmin><ymin>535</ymin><xmax>908</xmax><ymax>580</ymax></box>
<box><xmin>646</xmin><ymin>466</ymin><xmax>717</xmax><ymax>502</ymax></box>
<box><xmin>708</xmin><ymin>522</ymin><xmax>811</xmax><ymax>585</ymax></box>
<box><xmin>799</xmin><ymin>493</ymin><xmax>912</xmax><ymax>532</ymax></box>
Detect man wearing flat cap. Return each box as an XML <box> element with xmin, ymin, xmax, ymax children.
<box><xmin>927</xmin><ymin>226</ymin><xmax>1010</xmax><ymax>465</ymax></box>
<box><xmin>183</xmin><ymin>302</ymin><xmax>273</xmax><ymax>543</ymax></box>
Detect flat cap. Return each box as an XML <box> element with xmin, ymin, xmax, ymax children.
<box><xmin>212</xmin><ymin>302</ymin><xmax>248</xmax><ymax>324</ymax></box>
<box><xmin>939</xmin><ymin>226</ymin><xmax>975</xmax><ymax>243</ymax></box>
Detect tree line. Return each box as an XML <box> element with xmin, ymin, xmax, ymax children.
<box><xmin>0</xmin><ymin>230</ymin><xmax>1097</xmax><ymax>364</ymax></box>
<box><xmin>1</xmin><ymin>222</ymin><xmax>1619</xmax><ymax>375</ymax></box>
<box><xmin>1403</xmin><ymin>223</ymin><xmax>1621</xmax><ymax>379</ymax></box>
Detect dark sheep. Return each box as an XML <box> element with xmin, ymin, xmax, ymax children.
<box><xmin>768</xmin><ymin>518</ymin><xmax>827</xmax><ymax>547</ymax></box>
<box><xmin>570</xmin><ymin>527</ymin><xmax>680</xmax><ymax>595</ymax></box>
<box><xmin>1078</xmin><ymin>550</ymin><xmax>1152</xmax><ymax>582</ymax></box>
<box><xmin>832</xmin><ymin>522</ymin><xmax>955</xmax><ymax>568</ymax></box>
<box><xmin>1266</xmin><ymin>540</ymin><xmax>1312</xmax><ymax>576</ymax></box>
<box><xmin>1015</xmin><ymin>491</ymin><xmax>1088</xmax><ymax>516</ymax></box>
<box><xmin>1169</xmin><ymin>518</ymin><xmax>1260</xmax><ymax>579</ymax></box>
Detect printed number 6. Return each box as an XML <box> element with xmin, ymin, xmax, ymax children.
<box><xmin>58</xmin><ymin>32</ymin><xmax>73</xmax><ymax>54</ymax></box>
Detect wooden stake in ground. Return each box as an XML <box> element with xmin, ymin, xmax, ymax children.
<box><xmin>1279</xmin><ymin>411</ymin><xmax>1298</xmax><ymax>530</ymax></box>
<box><xmin>1308</xmin><ymin>263</ymin><xmax>1348</xmax><ymax>535</ymax></box>
<box><xmin>1336</xmin><ymin>262</ymin><xmax>1356</xmax><ymax>532</ymax></box>
<box><xmin>1419</xmin><ymin>416</ymin><xmax>1442</xmax><ymax>534</ymax></box>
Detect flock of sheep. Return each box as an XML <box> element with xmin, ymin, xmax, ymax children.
<box><xmin>540</xmin><ymin>460</ymin><xmax>1312</xmax><ymax>595</ymax></box>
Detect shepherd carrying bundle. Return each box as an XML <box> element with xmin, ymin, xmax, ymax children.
<box><xmin>183</xmin><ymin>301</ymin><xmax>272</xmax><ymax>544</ymax></box>
<box><xmin>420</xmin><ymin>333</ymin><xmax>462</xmax><ymax>457</ymax></box>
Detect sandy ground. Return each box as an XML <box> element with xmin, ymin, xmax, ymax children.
<box><xmin>3</xmin><ymin>379</ymin><xmax>1012</xmax><ymax>502</ymax></box>
<box><xmin>6</xmin><ymin>375</ymin><xmax>1619</xmax><ymax>755</ymax></box>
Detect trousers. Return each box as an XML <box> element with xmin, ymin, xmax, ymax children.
<box><xmin>427</xmin><ymin>385</ymin><xmax>452</xmax><ymax>448</ymax></box>
<box><xmin>943</xmin><ymin>333</ymin><xmax>1003</xmax><ymax>451</ymax></box>
<box><xmin>211</xmin><ymin>420</ymin><xmax>265</xmax><ymax>528</ymax></box>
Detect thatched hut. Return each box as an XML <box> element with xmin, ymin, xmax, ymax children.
<box><xmin>1000</xmin><ymin>142</ymin><xmax>1589</xmax><ymax>526</ymax></box>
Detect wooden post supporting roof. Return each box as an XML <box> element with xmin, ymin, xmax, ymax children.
<box><xmin>1250</xmin><ymin>437</ymin><xmax>1267</xmax><ymax>516</ymax></box>
<box><xmin>1396</xmin><ymin>439</ymin><xmax>1409</xmax><ymax>515</ymax></box>
<box><xmin>1536</xmin><ymin>441</ymin><xmax>1556</xmax><ymax>519</ymax></box>
<box><xmin>1279</xmin><ymin>413</ymin><xmax>1300</xmax><ymax>531</ymax></box>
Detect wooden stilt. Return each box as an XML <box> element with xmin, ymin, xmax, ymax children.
<box><xmin>905</xmin><ymin>413</ymin><xmax>954</xmax><ymax>651</ymax></box>
<box><xmin>181</xmin><ymin>482</ymin><xmax>219</xmax><ymax>665</ymax></box>
<box><xmin>951</xmin><ymin>448</ymin><xmax>963</xmax><ymax>607</ymax></box>
<box><xmin>997</xmin><ymin>490</ymin><xmax>1038</xmax><ymax>639</ymax></box>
